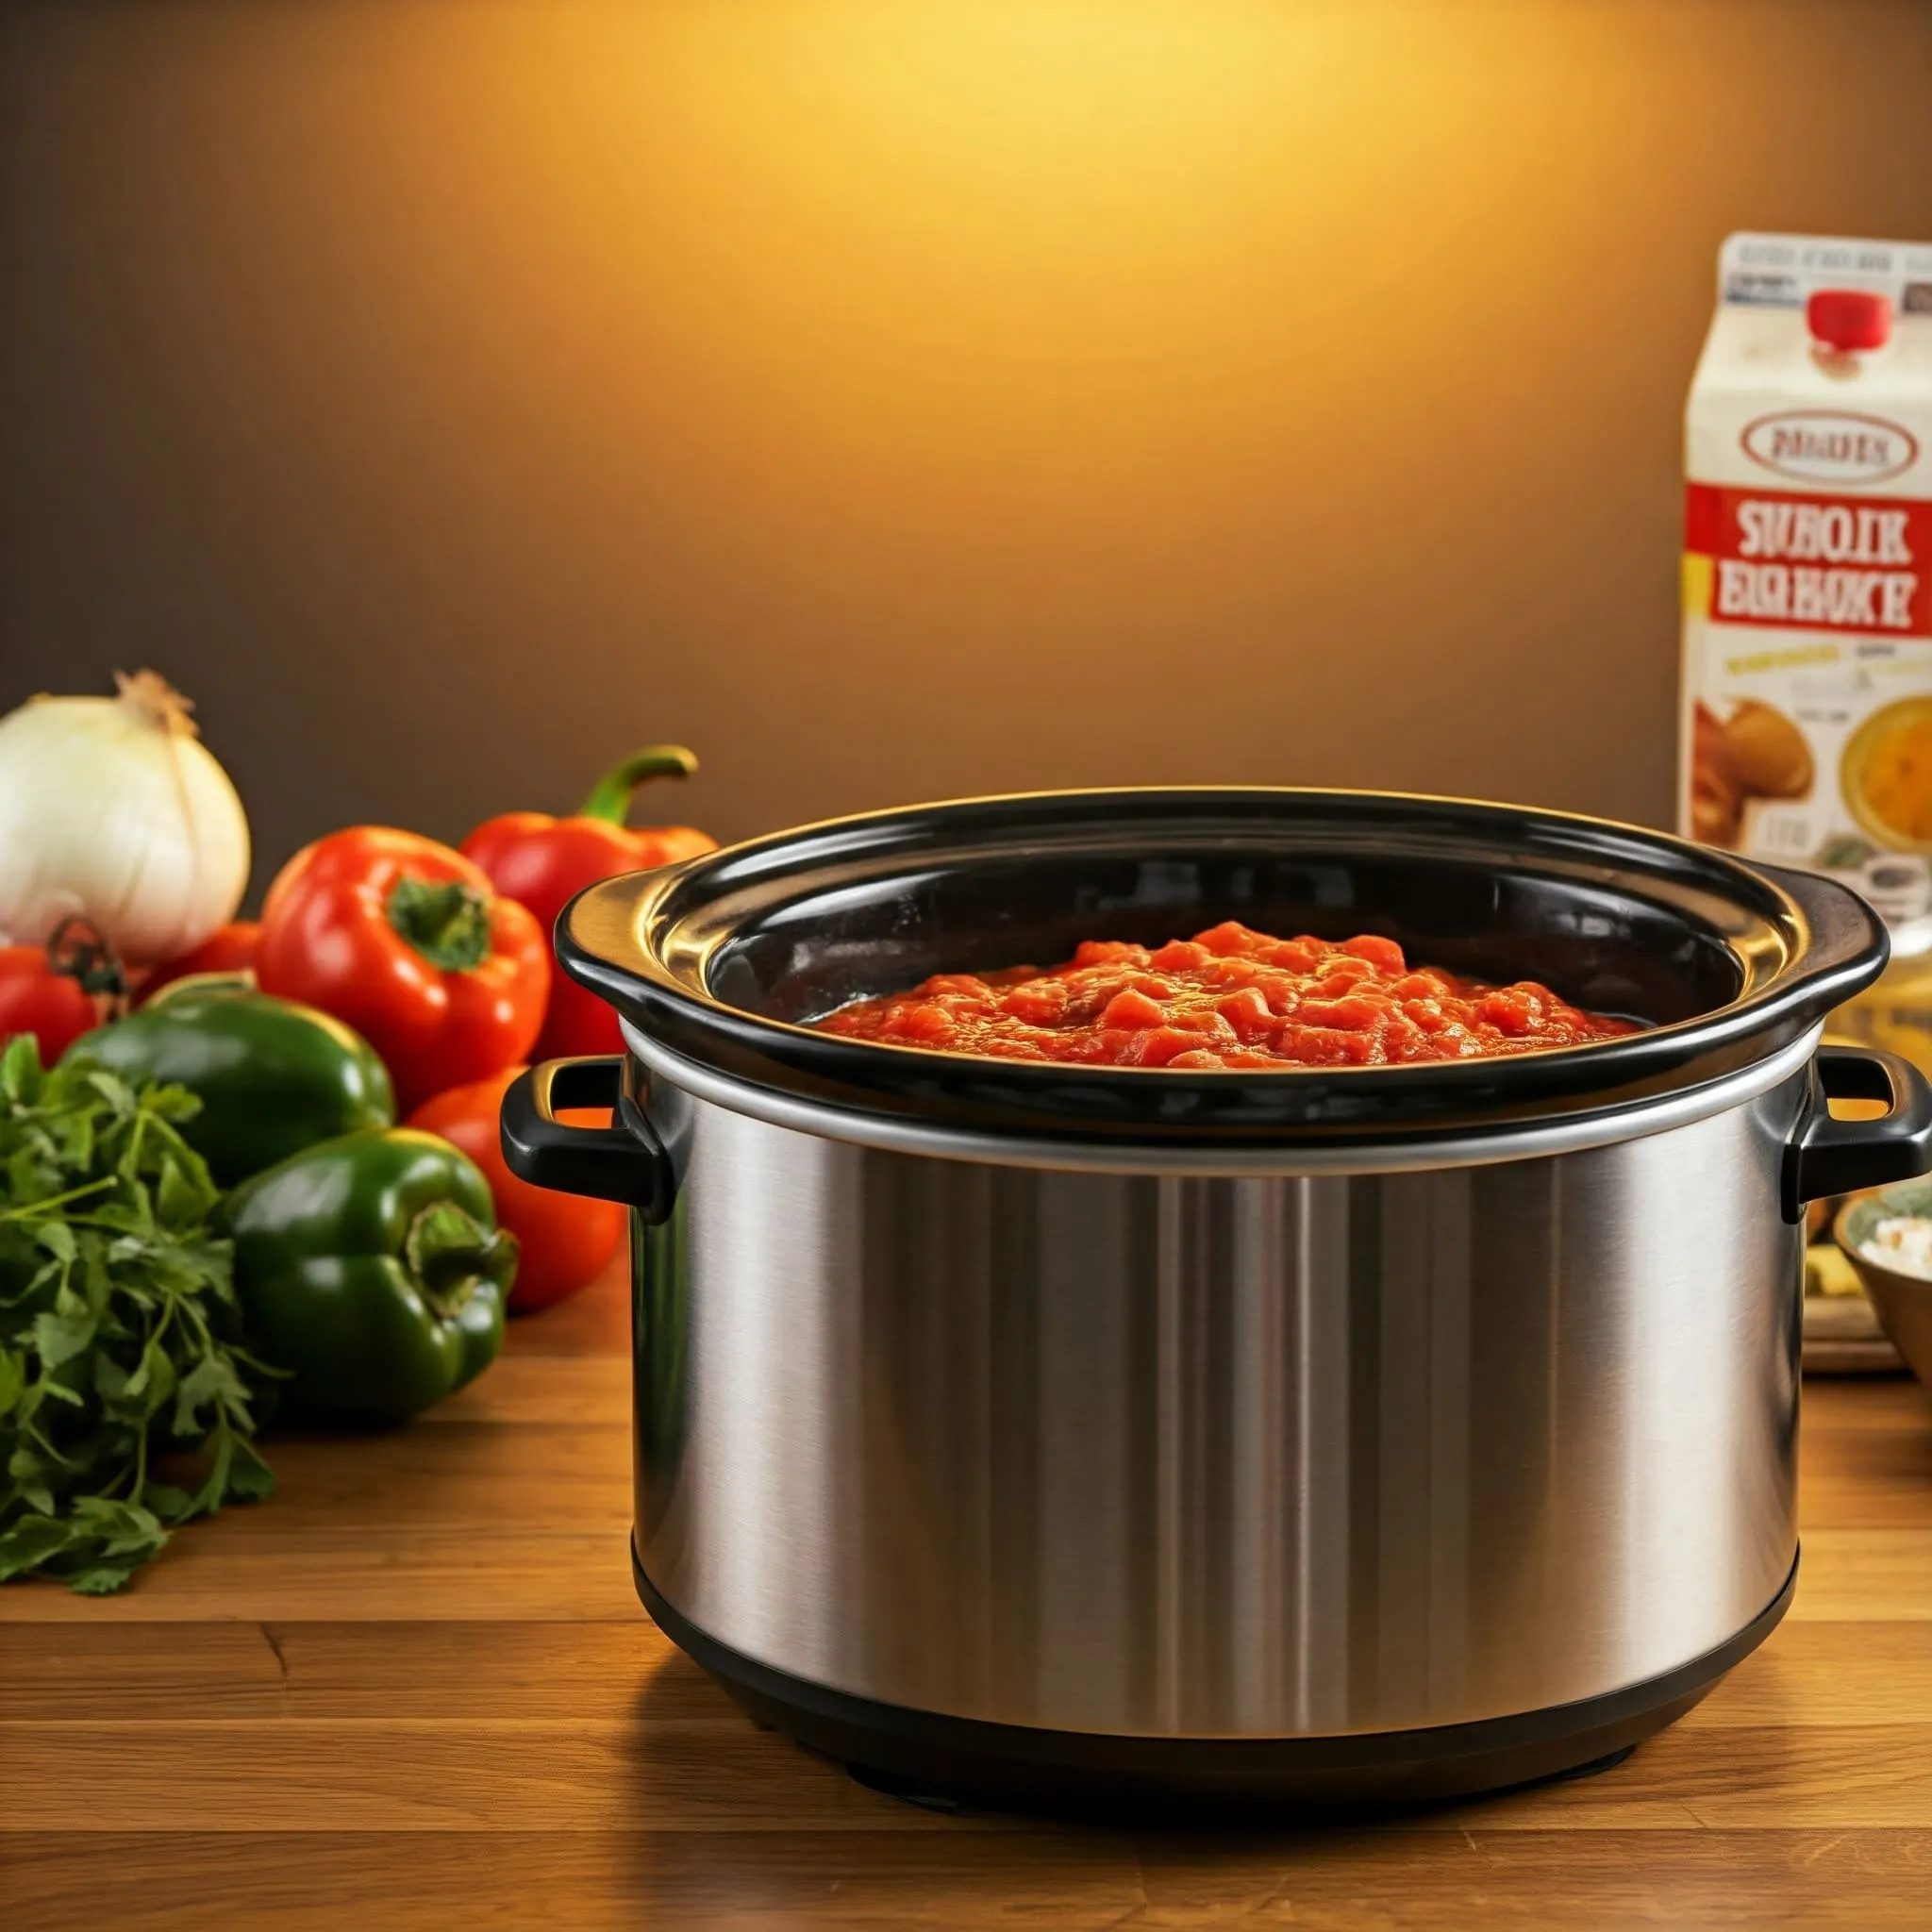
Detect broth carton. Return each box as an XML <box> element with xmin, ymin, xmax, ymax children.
<box><xmin>1681</xmin><ymin>231</ymin><xmax>1932</xmax><ymax>924</ymax></box>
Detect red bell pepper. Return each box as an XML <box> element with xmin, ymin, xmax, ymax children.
<box><xmin>0</xmin><ymin>921</ymin><xmax>125</xmax><ymax>1064</ymax></box>
<box><xmin>461</xmin><ymin>746</ymin><xmax>715</xmax><ymax>1059</ymax></box>
<box><xmin>255</xmin><ymin>827</ymin><xmax>549</xmax><ymax>1112</ymax></box>
<box><xmin>407</xmin><ymin>1065</ymin><xmax>625</xmax><ymax>1312</ymax></box>
<box><xmin>138</xmin><ymin>920</ymin><xmax>262</xmax><ymax>1005</ymax></box>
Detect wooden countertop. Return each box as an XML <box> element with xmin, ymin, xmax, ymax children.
<box><xmin>8</xmin><ymin>1262</ymin><xmax>1932</xmax><ymax>1930</ymax></box>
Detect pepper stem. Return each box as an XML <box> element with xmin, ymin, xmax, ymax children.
<box><xmin>387</xmin><ymin>875</ymin><xmax>493</xmax><ymax>974</ymax></box>
<box><xmin>404</xmin><ymin>1202</ymin><xmax>521</xmax><ymax>1319</ymax></box>
<box><xmin>578</xmin><ymin>745</ymin><xmax>699</xmax><ymax>824</ymax></box>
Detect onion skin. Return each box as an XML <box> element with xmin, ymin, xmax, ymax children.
<box><xmin>0</xmin><ymin>672</ymin><xmax>251</xmax><ymax>965</ymax></box>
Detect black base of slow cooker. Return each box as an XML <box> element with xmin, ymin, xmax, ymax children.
<box><xmin>633</xmin><ymin>1544</ymin><xmax>1796</xmax><ymax>1817</ymax></box>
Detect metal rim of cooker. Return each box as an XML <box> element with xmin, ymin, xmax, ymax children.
<box><xmin>558</xmin><ymin>786</ymin><xmax>1889</xmax><ymax>1152</ymax></box>
<box><xmin>619</xmin><ymin>1015</ymin><xmax>1824</xmax><ymax>1174</ymax></box>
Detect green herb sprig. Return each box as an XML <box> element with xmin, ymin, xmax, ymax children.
<box><xmin>0</xmin><ymin>1034</ymin><xmax>276</xmax><ymax>1592</ymax></box>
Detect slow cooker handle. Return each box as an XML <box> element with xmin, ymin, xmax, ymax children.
<box><xmin>499</xmin><ymin>1056</ymin><xmax>675</xmax><ymax>1222</ymax></box>
<box><xmin>1783</xmin><ymin>1044</ymin><xmax>1932</xmax><ymax>1221</ymax></box>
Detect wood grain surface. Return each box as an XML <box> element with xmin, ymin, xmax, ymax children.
<box><xmin>6</xmin><ymin>1259</ymin><xmax>1932</xmax><ymax>1929</ymax></box>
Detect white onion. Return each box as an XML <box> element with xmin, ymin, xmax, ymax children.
<box><xmin>0</xmin><ymin>671</ymin><xmax>250</xmax><ymax>965</ymax></box>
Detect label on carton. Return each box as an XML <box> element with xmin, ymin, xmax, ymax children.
<box><xmin>1681</xmin><ymin>233</ymin><xmax>1932</xmax><ymax>926</ymax></box>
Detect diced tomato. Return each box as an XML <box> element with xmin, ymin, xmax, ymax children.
<box><xmin>1392</xmin><ymin>971</ymin><xmax>1449</xmax><ymax>1000</ymax></box>
<box><xmin>1128</xmin><ymin>1026</ymin><xmax>1221</xmax><ymax>1068</ymax></box>
<box><xmin>1378</xmin><ymin>1011</ymin><xmax>1426</xmax><ymax>1060</ymax></box>
<box><xmin>1072</xmin><ymin>940</ymin><xmax>1149</xmax><ymax>968</ymax></box>
<box><xmin>1203</xmin><ymin>954</ymin><xmax>1259</xmax><ymax>988</ymax></box>
<box><xmin>1259</xmin><ymin>939</ymin><xmax>1320</xmax><ymax>973</ymax></box>
<box><xmin>1149</xmin><ymin>939</ymin><xmax>1212</xmax><ymax>973</ymax></box>
<box><xmin>1475</xmin><ymin>987</ymin><xmax>1543</xmax><ymax>1036</ymax></box>
<box><xmin>1001</xmin><ymin>980</ymin><xmax>1069</xmax><ymax>1024</ymax></box>
<box><xmin>1258</xmin><ymin>977</ymin><xmax>1302</xmax><ymax>1016</ymax></box>
<box><xmin>1218</xmin><ymin>986</ymin><xmax>1275</xmax><ymax>1041</ymax></box>
<box><xmin>1341</xmin><ymin>934</ymin><xmax>1407</xmax><ymax>974</ymax></box>
<box><xmin>882</xmin><ymin>1004</ymin><xmax>957</xmax><ymax>1042</ymax></box>
<box><xmin>1315</xmin><ymin>956</ymin><xmax>1374</xmax><ymax>990</ymax></box>
<box><xmin>1282</xmin><ymin>1024</ymin><xmax>1380</xmax><ymax>1066</ymax></box>
<box><xmin>1298</xmin><ymin>993</ymin><xmax>1382</xmax><ymax>1032</ymax></box>
<box><xmin>1102</xmin><ymin>988</ymin><xmax>1167</xmax><ymax>1030</ymax></box>
<box><xmin>1194</xmin><ymin>922</ymin><xmax>1263</xmax><ymax>958</ymax></box>
<box><xmin>1168</xmin><ymin>1008</ymin><xmax>1237</xmax><ymax>1041</ymax></box>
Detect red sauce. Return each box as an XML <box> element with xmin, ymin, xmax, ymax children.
<box><xmin>813</xmin><ymin>922</ymin><xmax>1641</xmax><ymax>1070</ymax></box>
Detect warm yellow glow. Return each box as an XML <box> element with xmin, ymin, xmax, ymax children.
<box><xmin>26</xmin><ymin>0</ymin><xmax>1918</xmax><ymax>844</ymax></box>
<box><xmin>346</xmin><ymin>0</ymin><xmax>1652</xmax><ymax>632</ymax></box>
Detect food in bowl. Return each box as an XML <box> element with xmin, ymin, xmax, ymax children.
<box><xmin>1856</xmin><ymin>1213</ymin><xmax>1932</xmax><ymax>1282</ymax></box>
<box><xmin>813</xmin><ymin>922</ymin><xmax>1641</xmax><ymax>1069</ymax></box>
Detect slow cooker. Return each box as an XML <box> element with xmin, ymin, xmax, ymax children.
<box><xmin>501</xmin><ymin>789</ymin><xmax>1932</xmax><ymax>1808</ymax></box>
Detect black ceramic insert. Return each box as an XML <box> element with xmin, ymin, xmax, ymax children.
<box><xmin>557</xmin><ymin>788</ymin><xmax>1887</xmax><ymax>1146</ymax></box>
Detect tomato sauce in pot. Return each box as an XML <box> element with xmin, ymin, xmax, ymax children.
<box><xmin>812</xmin><ymin>922</ymin><xmax>1641</xmax><ymax>1070</ymax></box>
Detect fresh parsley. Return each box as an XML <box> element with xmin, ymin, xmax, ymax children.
<box><xmin>0</xmin><ymin>1034</ymin><xmax>276</xmax><ymax>1592</ymax></box>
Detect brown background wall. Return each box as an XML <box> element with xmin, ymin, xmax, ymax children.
<box><xmin>3</xmin><ymin>0</ymin><xmax>1930</xmax><ymax>898</ymax></box>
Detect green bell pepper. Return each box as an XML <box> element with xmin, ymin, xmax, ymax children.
<box><xmin>67</xmin><ymin>989</ymin><xmax>393</xmax><ymax>1187</ymax></box>
<box><xmin>222</xmin><ymin>1129</ymin><xmax>516</xmax><ymax>1425</ymax></box>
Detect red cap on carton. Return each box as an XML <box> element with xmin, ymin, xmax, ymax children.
<box><xmin>1807</xmin><ymin>289</ymin><xmax>1892</xmax><ymax>352</ymax></box>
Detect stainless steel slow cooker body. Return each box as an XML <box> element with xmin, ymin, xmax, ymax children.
<box><xmin>503</xmin><ymin>789</ymin><xmax>1932</xmax><ymax>1808</ymax></box>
